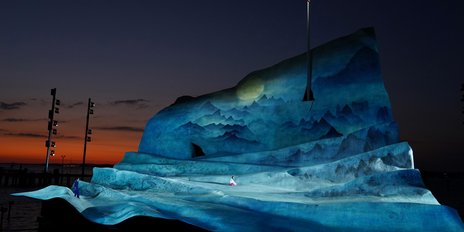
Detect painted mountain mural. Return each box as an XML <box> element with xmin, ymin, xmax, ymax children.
<box><xmin>14</xmin><ymin>28</ymin><xmax>464</xmax><ymax>231</ymax></box>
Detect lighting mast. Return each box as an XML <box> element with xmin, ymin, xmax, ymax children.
<box><xmin>303</xmin><ymin>0</ymin><xmax>315</xmax><ymax>101</ymax></box>
<box><xmin>81</xmin><ymin>98</ymin><xmax>95</xmax><ymax>178</ymax></box>
<box><xmin>44</xmin><ymin>88</ymin><xmax>60</xmax><ymax>172</ymax></box>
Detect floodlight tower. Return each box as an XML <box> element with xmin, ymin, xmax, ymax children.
<box><xmin>44</xmin><ymin>88</ymin><xmax>60</xmax><ymax>172</ymax></box>
<box><xmin>81</xmin><ymin>98</ymin><xmax>95</xmax><ymax>177</ymax></box>
<box><xmin>303</xmin><ymin>0</ymin><xmax>315</xmax><ymax>101</ymax></box>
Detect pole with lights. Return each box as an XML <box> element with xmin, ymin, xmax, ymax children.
<box><xmin>82</xmin><ymin>98</ymin><xmax>95</xmax><ymax>177</ymax></box>
<box><xmin>303</xmin><ymin>0</ymin><xmax>315</xmax><ymax>102</ymax></box>
<box><xmin>44</xmin><ymin>88</ymin><xmax>60</xmax><ymax>173</ymax></box>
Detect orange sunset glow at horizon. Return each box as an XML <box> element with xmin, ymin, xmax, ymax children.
<box><xmin>0</xmin><ymin>132</ymin><xmax>142</xmax><ymax>165</ymax></box>
<box><xmin>0</xmin><ymin>93</ymin><xmax>162</xmax><ymax>166</ymax></box>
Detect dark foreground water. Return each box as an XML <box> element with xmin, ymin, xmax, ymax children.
<box><xmin>0</xmin><ymin>187</ymin><xmax>42</xmax><ymax>231</ymax></box>
<box><xmin>1</xmin><ymin>187</ymin><xmax>206</xmax><ymax>232</ymax></box>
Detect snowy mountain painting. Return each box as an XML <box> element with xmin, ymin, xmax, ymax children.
<box><xmin>14</xmin><ymin>28</ymin><xmax>464</xmax><ymax>231</ymax></box>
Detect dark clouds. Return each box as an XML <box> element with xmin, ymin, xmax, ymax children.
<box><xmin>2</xmin><ymin>118</ymin><xmax>46</xmax><ymax>122</ymax></box>
<box><xmin>111</xmin><ymin>99</ymin><xmax>149</xmax><ymax>109</ymax></box>
<box><xmin>95</xmin><ymin>126</ymin><xmax>144</xmax><ymax>132</ymax></box>
<box><xmin>0</xmin><ymin>101</ymin><xmax>26</xmax><ymax>110</ymax></box>
<box><xmin>4</xmin><ymin>132</ymin><xmax>47</xmax><ymax>138</ymax></box>
<box><xmin>56</xmin><ymin>135</ymin><xmax>82</xmax><ymax>140</ymax></box>
<box><xmin>2</xmin><ymin>131</ymin><xmax>81</xmax><ymax>140</ymax></box>
<box><xmin>64</xmin><ymin>101</ymin><xmax>84</xmax><ymax>109</ymax></box>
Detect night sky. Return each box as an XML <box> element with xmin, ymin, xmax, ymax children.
<box><xmin>1</xmin><ymin>0</ymin><xmax>463</xmax><ymax>171</ymax></box>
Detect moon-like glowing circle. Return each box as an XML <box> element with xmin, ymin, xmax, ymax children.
<box><xmin>236</xmin><ymin>78</ymin><xmax>264</xmax><ymax>101</ymax></box>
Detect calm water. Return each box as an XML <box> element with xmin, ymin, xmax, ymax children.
<box><xmin>0</xmin><ymin>163</ymin><xmax>105</xmax><ymax>231</ymax></box>
<box><xmin>0</xmin><ymin>187</ymin><xmax>42</xmax><ymax>231</ymax></box>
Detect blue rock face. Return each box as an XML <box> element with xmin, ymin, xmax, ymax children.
<box><xmin>139</xmin><ymin>28</ymin><xmax>394</xmax><ymax>161</ymax></box>
<box><xmin>14</xmin><ymin>28</ymin><xmax>464</xmax><ymax>231</ymax></box>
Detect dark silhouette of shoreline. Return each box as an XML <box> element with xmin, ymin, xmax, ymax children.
<box><xmin>0</xmin><ymin>163</ymin><xmax>112</xmax><ymax>188</ymax></box>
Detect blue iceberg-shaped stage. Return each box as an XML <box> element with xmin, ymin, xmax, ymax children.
<box><xmin>14</xmin><ymin>28</ymin><xmax>464</xmax><ymax>231</ymax></box>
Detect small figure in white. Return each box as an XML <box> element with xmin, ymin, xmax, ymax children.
<box><xmin>229</xmin><ymin>176</ymin><xmax>237</xmax><ymax>186</ymax></box>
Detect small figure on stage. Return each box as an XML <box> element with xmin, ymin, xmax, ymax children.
<box><xmin>72</xmin><ymin>178</ymin><xmax>80</xmax><ymax>198</ymax></box>
<box><xmin>229</xmin><ymin>176</ymin><xmax>237</xmax><ymax>186</ymax></box>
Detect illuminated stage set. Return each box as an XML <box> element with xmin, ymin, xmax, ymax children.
<box><xmin>14</xmin><ymin>28</ymin><xmax>464</xmax><ymax>231</ymax></box>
